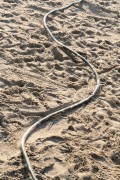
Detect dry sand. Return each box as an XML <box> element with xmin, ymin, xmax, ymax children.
<box><xmin>0</xmin><ymin>0</ymin><xmax>120</xmax><ymax>179</ymax></box>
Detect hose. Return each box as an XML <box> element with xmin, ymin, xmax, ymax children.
<box><xmin>21</xmin><ymin>1</ymin><xmax>100</xmax><ymax>179</ymax></box>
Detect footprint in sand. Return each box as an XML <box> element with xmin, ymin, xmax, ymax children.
<box><xmin>111</xmin><ymin>151</ymin><xmax>120</xmax><ymax>165</ymax></box>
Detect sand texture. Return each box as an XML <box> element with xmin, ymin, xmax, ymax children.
<box><xmin>0</xmin><ymin>0</ymin><xmax>120</xmax><ymax>179</ymax></box>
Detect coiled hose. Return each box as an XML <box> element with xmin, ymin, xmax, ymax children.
<box><xmin>21</xmin><ymin>0</ymin><xmax>100</xmax><ymax>179</ymax></box>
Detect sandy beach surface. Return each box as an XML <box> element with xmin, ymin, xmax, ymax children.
<box><xmin>0</xmin><ymin>0</ymin><xmax>120</xmax><ymax>179</ymax></box>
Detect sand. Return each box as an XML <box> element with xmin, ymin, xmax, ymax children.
<box><xmin>0</xmin><ymin>0</ymin><xmax>120</xmax><ymax>179</ymax></box>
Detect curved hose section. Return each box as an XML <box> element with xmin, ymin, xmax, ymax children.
<box><xmin>21</xmin><ymin>1</ymin><xmax>100</xmax><ymax>180</ymax></box>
